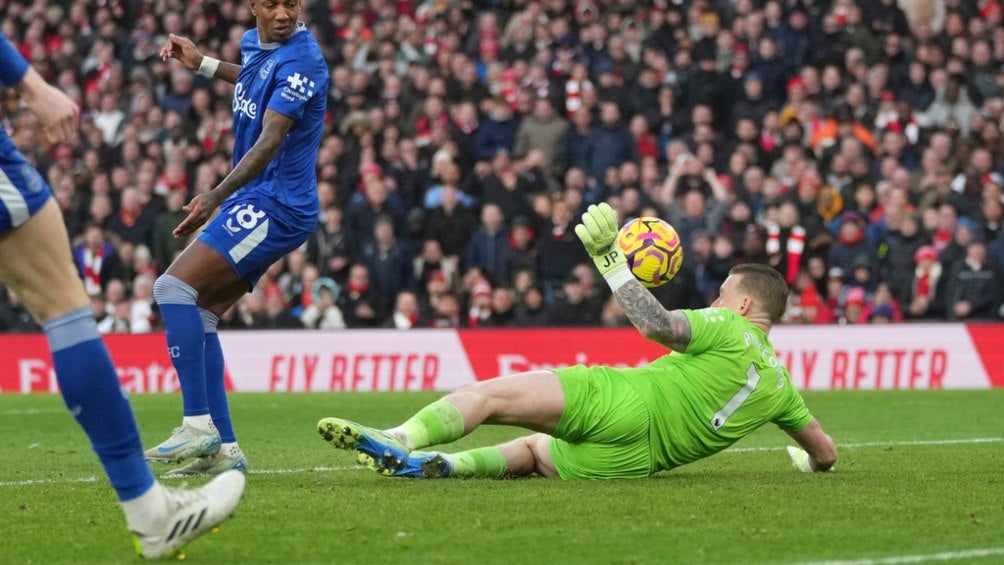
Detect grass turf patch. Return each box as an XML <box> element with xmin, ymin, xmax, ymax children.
<box><xmin>1</xmin><ymin>390</ymin><xmax>1002</xmax><ymax>564</ymax></box>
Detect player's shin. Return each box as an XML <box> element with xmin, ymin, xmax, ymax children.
<box><xmin>386</xmin><ymin>399</ymin><xmax>465</xmax><ymax>450</ymax></box>
<box><xmin>444</xmin><ymin>447</ymin><xmax>508</xmax><ymax>479</ymax></box>
<box><xmin>155</xmin><ymin>275</ymin><xmax>210</xmax><ymax>418</ymax></box>
<box><xmin>44</xmin><ymin>307</ymin><xmax>155</xmax><ymax>500</ymax></box>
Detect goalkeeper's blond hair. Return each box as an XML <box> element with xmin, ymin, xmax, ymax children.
<box><xmin>730</xmin><ymin>263</ymin><xmax>790</xmax><ymax>324</ymax></box>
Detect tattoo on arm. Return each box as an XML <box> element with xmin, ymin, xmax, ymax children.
<box><xmin>214</xmin><ymin>62</ymin><xmax>241</xmax><ymax>85</ymax></box>
<box><xmin>212</xmin><ymin>110</ymin><xmax>293</xmax><ymax>201</ymax></box>
<box><xmin>614</xmin><ymin>281</ymin><xmax>692</xmax><ymax>351</ymax></box>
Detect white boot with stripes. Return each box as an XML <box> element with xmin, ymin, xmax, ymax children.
<box><xmin>124</xmin><ymin>470</ymin><xmax>245</xmax><ymax>559</ymax></box>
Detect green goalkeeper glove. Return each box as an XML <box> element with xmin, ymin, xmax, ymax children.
<box><xmin>574</xmin><ymin>203</ymin><xmax>633</xmax><ymax>290</ymax></box>
<box><xmin>786</xmin><ymin>446</ymin><xmax>813</xmax><ymax>473</ymax></box>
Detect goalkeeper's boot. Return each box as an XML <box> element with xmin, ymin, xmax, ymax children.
<box><xmin>145</xmin><ymin>423</ymin><xmax>221</xmax><ymax>464</ymax></box>
<box><xmin>164</xmin><ymin>451</ymin><xmax>249</xmax><ymax>477</ymax></box>
<box><xmin>130</xmin><ymin>471</ymin><xmax>245</xmax><ymax>559</ymax></box>
<box><xmin>318</xmin><ymin>417</ymin><xmax>413</xmax><ymax>476</ymax></box>
<box><xmin>417</xmin><ymin>452</ymin><xmax>453</xmax><ymax>478</ymax></box>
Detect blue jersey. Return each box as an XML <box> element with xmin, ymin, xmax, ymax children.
<box><xmin>232</xmin><ymin>23</ymin><xmax>328</xmax><ymax>228</ymax></box>
<box><xmin>0</xmin><ymin>31</ymin><xmax>50</xmax><ymax>233</ymax></box>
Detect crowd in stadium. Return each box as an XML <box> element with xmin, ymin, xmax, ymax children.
<box><xmin>0</xmin><ymin>0</ymin><xmax>1002</xmax><ymax>333</ymax></box>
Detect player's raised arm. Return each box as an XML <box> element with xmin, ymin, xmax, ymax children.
<box><xmin>161</xmin><ymin>33</ymin><xmax>241</xmax><ymax>85</ymax></box>
<box><xmin>173</xmin><ymin>109</ymin><xmax>294</xmax><ymax>237</ymax></box>
<box><xmin>0</xmin><ymin>31</ymin><xmax>78</xmax><ymax>145</ymax></box>
<box><xmin>575</xmin><ymin>204</ymin><xmax>693</xmax><ymax>352</ymax></box>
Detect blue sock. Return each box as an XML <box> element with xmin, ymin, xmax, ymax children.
<box><xmin>44</xmin><ymin>308</ymin><xmax>154</xmax><ymax>501</ymax></box>
<box><xmin>155</xmin><ymin>275</ymin><xmax>208</xmax><ymax>416</ymax></box>
<box><xmin>204</xmin><ymin>329</ymin><xmax>236</xmax><ymax>443</ymax></box>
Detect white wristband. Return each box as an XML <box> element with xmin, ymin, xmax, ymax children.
<box><xmin>197</xmin><ymin>56</ymin><xmax>220</xmax><ymax>78</ymax></box>
<box><xmin>604</xmin><ymin>264</ymin><xmax>635</xmax><ymax>292</ymax></box>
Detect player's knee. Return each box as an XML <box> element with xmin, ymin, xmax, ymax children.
<box><xmin>153</xmin><ymin>274</ymin><xmax>199</xmax><ymax>306</ymax></box>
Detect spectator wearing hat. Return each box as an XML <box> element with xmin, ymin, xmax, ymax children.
<box><xmin>840</xmin><ymin>286</ymin><xmax>869</xmax><ymax>325</ymax></box>
<box><xmin>300</xmin><ymin>278</ymin><xmax>346</xmax><ymax>330</ymax></box>
<box><xmin>939</xmin><ymin>217</ymin><xmax>980</xmax><ymax>273</ymax></box>
<box><xmin>945</xmin><ymin>240</ymin><xmax>1001</xmax><ymax>320</ymax></box>
<box><xmin>466</xmin><ymin>279</ymin><xmax>493</xmax><ymax>327</ymax></box>
<box><xmin>907</xmin><ymin>245</ymin><xmax>944</xmax><ymax>319</ymax></box>
<box><xmin>860</xmin><ymin>282</ymin><xmax>904</xmax><ymax>324</ymax></box>
<box><xmin>824</xmin><ymin>266</ymin><xmax>849</xmax><ymax>314</ymax></box>
<box><xmin>793</xmin><ymin>283</ymin><xmax>835</xmax><ymax>325</ymax></box>
<box><xmin>346</xmin><ymin>174</ymin><xmax>405</xmax><ymax>246</ymax></box>
<box><xmin>828</xmin><ymin>211</ymin><xmax>876</xmax><ymax>275</ymax></box>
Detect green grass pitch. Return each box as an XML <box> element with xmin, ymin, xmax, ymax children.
<box><xmin>2</xmin><ymin>390</ymin><xmax>1002</xmax><ymax>564</ymax></box>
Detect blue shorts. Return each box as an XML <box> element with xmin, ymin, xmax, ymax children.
<box><xmin>0</xmin><ymin>159</ymin><xmax>51</xmax><ymax>234</ymax></box>
<box><xmin>199</xmin><ymin>194</ymin><xmax>314</xmax><ymax>288</ymax></box>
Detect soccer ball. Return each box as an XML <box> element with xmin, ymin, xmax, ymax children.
<box><xmin>616</xmin><ymin>217</ymin><xmax>684</xmax><ymax>288</ymax></box>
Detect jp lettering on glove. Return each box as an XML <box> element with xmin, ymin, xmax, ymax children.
<box><xmin>574</xmin><ymin>203</ymin><xmax>634</xmax><ymax>291</ymax></box>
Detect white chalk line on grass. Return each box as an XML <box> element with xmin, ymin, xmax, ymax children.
<box><xmin>0</xmin><ymin>466</ymin><xmax>353</xmax><ymax>487</ymax></box>
<box><xmin>0</xmin><ymin>476</ymin><xmax>98</xmax><ymax>487</ymax></box>
<box><xmin>1</xmin><ymin>436</ymin><xmax>1001</xmax><ymax>488</ymax></box>
<box><xmin>728</xmin><ymin>436</ymin><xmax>1003</xmax><ymax>454</ymax></box>
<box><xmin>793</xmin><ymin>546</ymin><xmax>1004</xmax><ymax>565</ymax></box>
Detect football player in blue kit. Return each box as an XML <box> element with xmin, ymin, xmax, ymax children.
<box><xmin>145</xmin><ymin>0</ymin><xmax>329</xmax><ymax>475</ymax></box>
<box><xmin>0</xmin><ymin>32</ymin><xmax>244</xmax><ymax>559</ymax></box>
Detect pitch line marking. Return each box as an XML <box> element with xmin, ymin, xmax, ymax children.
<box><xmin>794</xmin><ymin>546</ymin><xmax>1004</xmax><ymax>564</ymax></box>
<box><xmin>1</xmin><ymin>437</ymin><xmax>1001</xmax><ymax>488</ymax></box>
<box><xmin>728</xmin><ymin>437</ymin><xmax>1003</xmax><ymax>454</ymax></box>
<box><xmin>0</xmin><ymin>476</ymin><xmax>98</xmax><ymax>487</ymax></box>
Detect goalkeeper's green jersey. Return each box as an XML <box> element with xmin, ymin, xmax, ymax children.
<box><xmin>622</xmin><ymin>307</ymin><xmax>812</xmax><ymax>471</ymax></box>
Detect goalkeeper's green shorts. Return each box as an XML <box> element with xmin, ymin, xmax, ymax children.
<box><xmin>550</xmin><ymin>365</ymin><xmax>652</xmax><ymax>479</ymax></box>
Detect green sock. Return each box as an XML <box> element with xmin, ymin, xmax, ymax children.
<box><xmin>388</xmin><ymin>399</ymin><xmax>465</xmax><ymax>449</ymax></box>
<box><xmin>445</xmin><ymin>447</ymin><xmax>508</xmax><ymax>479</ymax></box>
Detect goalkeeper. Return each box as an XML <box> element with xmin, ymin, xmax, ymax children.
<box><xmin>318</xmin><ymin>204</ymin><xmax>836</xmax><ymax>478</ymax></box>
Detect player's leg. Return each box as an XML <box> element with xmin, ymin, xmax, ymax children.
<box><xmin>385</xmin><ymin>370</ymin><xmax>565</xmax><ymax>449</ymax></box>
<box><xmin>0</xmin><ymin>199</ymin><xmax>153</xmax><ymax>499</ymax></box>
<box><xmin>0</xmin><ymin>198</ymin><xmax>245</xmax><ymax>557</ymax></box>
<box><xmin>145</xmin><ymin>240</ymin><xmax>239</xmax><ymax>464</ymax></box>
<box><xmin>165</xmin><ymin>281</ymin><xmax>250</xmax><ymax>475</ymax></box>
<box><xmin>425</xmin><ymin>433</ymin><xmax>560</xmax><ymax>479</ymax></box>
<box><xmin>164</xmin><ymin>202</ymin><xmax>313</xmax><ymax>474</ymax></box>
<box><xmin>318</xmin><ymin>370</ymin><xmax>564</xmax><ymax>474</ymax></box>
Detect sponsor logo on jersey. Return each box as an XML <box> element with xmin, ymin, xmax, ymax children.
<box><xmin>281</xmin><ymin>72</ymin><xmax>315</xmax><ymax>102</ymax></box>
<box><xmin>260</xmin><ymin>58</ymin><xmax>275</xmax><ymax>80</ymax></box>
<box><xmin>233</xmin><ymin>82</ymin><xmax>258</xmax><ymax>120</ymax></box>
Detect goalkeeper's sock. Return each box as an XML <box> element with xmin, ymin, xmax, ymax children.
<box><xmin>442</xmin><ymin>447</ymin><xmax>508</xmax><ymax>479</ymax></box>
<box><xmin>386</xmin><ymin>399</ymin><xmax>465</xmax><ymax>450</ymax></box>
